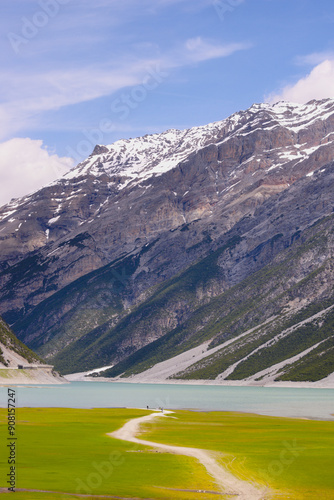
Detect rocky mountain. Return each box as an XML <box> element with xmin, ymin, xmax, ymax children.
<box><xmin>0</xmin><ymin>98</ymin><xmax>334</xmax><ymax>383</ymax></box>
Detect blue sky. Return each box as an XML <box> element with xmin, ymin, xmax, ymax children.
<box><xmin>1</xmin><ymin>0</ymin><xmax>334</xmax><ymax>205</ymax></box>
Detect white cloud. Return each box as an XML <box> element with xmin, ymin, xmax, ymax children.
<box><xmin>267</xmin><ymin>60</ymin><xmax>334</xmax><ymax>104</ymax></box>
<box><xmin>0</xmin><ymin>138</ymin><xmax>74</xmax><ymax>207</ymax></box>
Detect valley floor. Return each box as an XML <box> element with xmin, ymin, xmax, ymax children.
<box><xmin>0</xmin><ymin>407</ymin><xmax>333</xmax><ymax>499</ymax></box>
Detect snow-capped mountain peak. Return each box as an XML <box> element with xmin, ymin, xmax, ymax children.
<box><xmin>1</xmin><ymin>97</ymin><xmax>334</xmax><ymax>238</ymax></box>
<box><xmin>63</xmin><ymin>121</ymin><xmax>229</xmax><ymax>186</ymax></box>
<box><xmin>63</xmin><ymin>98</ymin><xmax>334</xmax><ymax>189</ymax></box>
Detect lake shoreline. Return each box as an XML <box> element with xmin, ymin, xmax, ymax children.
<box><xmin>65</xmin><ymin>372</ymin><xmax>334</xmax><ymax>389</ymax></box>
<box><xmin>1</xmin><ymin>380</ymin><xmax>333</xmax><ymax>420</ymax></box>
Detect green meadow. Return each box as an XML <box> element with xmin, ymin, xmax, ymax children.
<box><xmin>143</xmin><ymin>411</ymin><xmax>334</xmax><ymax>499</ymax></box>
<box><xmin>0</xmin><ymin>407</ymin><xmax>333</xmax><ymax>499</ymax></box>
<box><xmin>0</xmin><ymin>408</ymin><xmax>217</xmax><ymax>500</ymax></box>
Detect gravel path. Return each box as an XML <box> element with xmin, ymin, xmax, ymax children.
<box><xmin>109</xmin><ymin>412</ymin><xmax>272</xmax><ymax>500</ymax></box>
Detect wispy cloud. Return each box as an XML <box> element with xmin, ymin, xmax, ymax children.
<box><xmin>0</xmin><ymin>61</ymin><xmax>157</xmax><ymax>140</ymax></box>
<box><xmin>0</xmin><ymin>37</ymin><xmax>251</xmax><ymax>140</ymax></box>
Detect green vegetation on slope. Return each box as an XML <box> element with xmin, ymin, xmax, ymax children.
<box><xmin>174</xmin><ymin>296</ymin><xmax>334</xmax><ymax>380</ymax></box>
<box><xmin>52</xmin><ymin>235</ymin><xmax>243</xmax><ymax>374</ymax></box>
<box><xmin>277</xmin><ymin>335</ymin><xmax>334</xmax><ymax>381</ymax></box>
<box><xmin>227</xmin><ymin>305</ymin><xmax>334</xmax><ymax>380</ymax></box>
<box><xmin>0</xmin><ymin>316</ymin><xmax>42</xmax><ymax>365</ymax></box>
<box><xmin>11</xmin><ymin>204</ymin><xmax>334</xmax><ymax>383</ymax></box>
<box><xmin>104</xmin><ymin>221</ymin><xmax>334</xmax><ymax>379</ymax></box>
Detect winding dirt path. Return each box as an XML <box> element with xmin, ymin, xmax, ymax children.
<box><xmin>108</xmin><ymin>411</ymin><xmax>271</xmax><ymax>500</ymax></box>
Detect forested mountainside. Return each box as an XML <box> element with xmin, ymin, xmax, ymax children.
<box><xmin>0</xmin><ymin>98</ymin><xmax>333</xmax><ymax>383</ymax></box>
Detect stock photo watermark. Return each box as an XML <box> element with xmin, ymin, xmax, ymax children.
<box><xmin>110</xmin><ymin>65</ymin><xmax>168</xmax><ymax>121</ymax></box>
<box><xmin>8</xmin><ymin>0</ymin><xmax>71</xmax><ymax>54</ymax></box>
<box><xmin>66</xmin><ymin>63</ymin><xmax>169</xmax><ymax>163</ymax></box>
<box><xmin>76</xmin><ymin>451</ymin><xmax>125</xmax><ymax>495</ymax></box>
<box><xmin>257</xmin><ymin>440</ymin><xmax>305</xmax><ymax>483</ymax></box>
<box><xmin>7</xmin><ymin>388</ymin><xmax>17</xmax><ymax>492</ymax></box>
<box><xmin>213</xmin><ymin>0</ymin><xmax>244</xmax><ymax>21</ymax></box>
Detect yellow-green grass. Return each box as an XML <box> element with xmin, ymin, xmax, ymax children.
<box><xmin>0</xmin><ymin>408</ymin><xmax>219</xmax><ymax>500</ymax></box>
<box><xmin>0</xmin><ymin>369</ymin><xmax>39</xmax><ymax>380</ymax></box>
<box><xmin>142</xmin><ymin>410</ymin><xmax>334</xmax><ymax>499</ymax></box>
<box><xmin>1</xmin><ymin>408</ymin><xmax>334</xmax><ymax>500</ymax></box>
<box><xmin>0</xmin><ymin>370</ymin><xmax>14</xmax><ymax>379</ymax></box>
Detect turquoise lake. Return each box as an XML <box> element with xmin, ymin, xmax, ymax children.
<box><xmin>0</xmin><ymin>382</ymin><xmax>333</xmax><ymax>420</ymax></box>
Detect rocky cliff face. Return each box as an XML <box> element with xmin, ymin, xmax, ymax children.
<box><xmin>0</xmin><ymin>98</ymin><xmax>334</xmax><ymax>381</ymax></box>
